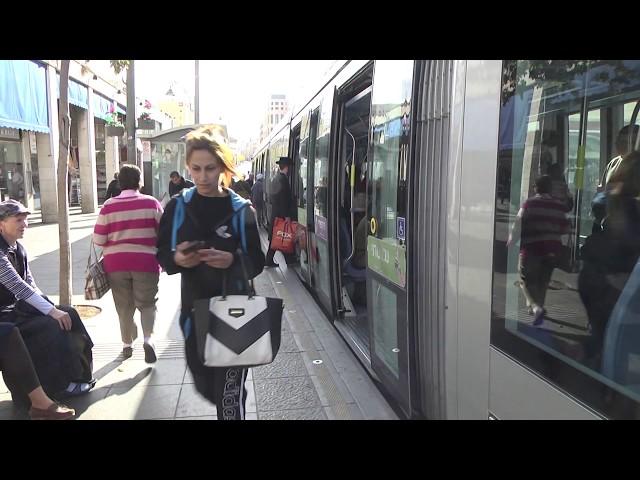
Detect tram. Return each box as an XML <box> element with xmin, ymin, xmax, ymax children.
<box><xmin>252</xmin><ymin>60</ymin><xmax>640</xmax><ymax>419</ymax></box>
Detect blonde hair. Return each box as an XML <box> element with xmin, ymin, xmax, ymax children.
<box><xmin>184</xmin><ymin>125</ymin><xmax>240</xmax><ymax>188</ymax></box>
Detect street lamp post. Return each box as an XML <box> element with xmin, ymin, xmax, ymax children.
<box><xmin>195</xmin><ymin>60</ymin><xmax>200</xmax><ymax>124</ymax></box>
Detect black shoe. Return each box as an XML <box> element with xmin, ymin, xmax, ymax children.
<box><xmin>143</xmin><ymin>342</ymin><xmax>157</xmax><ymax>364</ymax></box>
<box><xmin>122</xmin><ymin>346</ymin><xmax>133</xmax><ymax>359</ymax></box>
<box><xmin>60</xmin><ymin>379</ymin><xmax>96</xmax><ymax>398</ymax></box>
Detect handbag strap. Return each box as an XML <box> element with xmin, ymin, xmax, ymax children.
<box><xmin>86</xmin><ymin>238</ymin><xmax>100</xmax><ymax>269</ymax></box>
<box><xmin>221</xmin><ymin>248</ymin><xmax>255</xmax><ymax>300</ymax></box>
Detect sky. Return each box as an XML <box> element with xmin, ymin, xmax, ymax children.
<box><xmin>135</xmin><ymin>60</ymin><xmax>340</xmax><ymax>144</ymax></box>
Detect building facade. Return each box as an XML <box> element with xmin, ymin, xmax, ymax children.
<box><xmin>0</xmin><ymin>60</ymin><xmax>128</xmax><ymax>221</ymax></box>
<box><xmin>259</xmin><ymin>94</ymin><xmax>289</xmax><ymax>142</ymax></box>
<box><xmin>158</xmin><ymin>86</ymin><xmax>195</xmax><ymax>128</ymax></box>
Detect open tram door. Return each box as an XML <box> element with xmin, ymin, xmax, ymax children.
<box><xmin>333</xmin><ymin>70</ymin><xmax>374</xmax><ymax>364</ymax></box>
<box><xmin>332</xmin><ymin>62</ymin><xmax>415</xmax><ymax>416</ymax></box>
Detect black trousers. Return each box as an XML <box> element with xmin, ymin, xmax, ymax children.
<box><xmin>181</xmin><ymin>312</ymin><xmax>248</xmax><ymax>420</ymax></box>
<box><xmin>195</xmin><ymin>367</ymin><xmax>249</xmax><ymax>420</ymax></box>
<box><xmin>0</xmin><ymin>324</ymin><xmax>41</xmax><ymax>402</ymax></box>
<box><xmin>265</xmin><ymin>216</ymin><xmax>277</xmax><ymax>265</ymax></box>
<box><xmin>255</xmin><ymin>204</ymin><xmax>264</xmax><ymax>227</ymax></box>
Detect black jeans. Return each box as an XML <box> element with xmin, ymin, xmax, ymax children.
<box><xmin>181</xmin><ymin>312</ymin><xmax>248</xmax><ymax>420</ymax></box>
<box><xmin>197</xmin><ymin>367</ymin><xmax>249</xmax><ymax>420</ymax></box>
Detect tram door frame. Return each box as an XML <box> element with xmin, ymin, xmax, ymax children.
<box><xmin>288</xmin><ymin>122</ymin><xmax>307</xmax><ymax>278</ymax></box>
<box><xmin>364</xmin><ymin>60</ymin><xmax>416</xmax><ymax>417</ymax></box>
<box><xmin>331</xmin><ymin>79</ymin><xmax>374</xmax><ymax>364</ymax></box>
<box><xmin>304</xmin><ymin>105</ymin><xmax>335</xmax><ymax>313</ymax></box>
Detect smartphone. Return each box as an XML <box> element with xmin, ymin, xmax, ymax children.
<box><xmin>182</xmin><ymin>241</ymin><xmax>207</xmax><ymax>255</ymax></box>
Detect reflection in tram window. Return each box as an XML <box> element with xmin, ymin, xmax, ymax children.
<box><xmin>493</xmin><ymin>60</ymin><xmax>640</xmax><ymax>418</ymax></box>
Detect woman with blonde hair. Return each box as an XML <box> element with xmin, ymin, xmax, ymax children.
<box><xmin>156</xmin><ymin>126</ymin><xmax>264</xmax><ymax>420</ymax></box>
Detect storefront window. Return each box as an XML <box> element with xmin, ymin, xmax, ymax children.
<box><xmin>0</xmin><ymin>139</ymin><xmax>24</xmax><ymax>203</ymax></box>
<box><xmin>95</xmin><ymin>119</ymin><xmax>107</xmax><ymax>203</ymax></box>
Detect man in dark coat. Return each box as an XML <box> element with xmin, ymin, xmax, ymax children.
<box><xmin>251</xmin><ymin>173</ymin><xmax>265</xmax><ymax>227</ymax></box>
<box><xmin>105</xmin><ymin>172</ymin><xmax>121</xmax><ymax>200</ymax></box>
<box><xmin>169</xmin><ymin>171</ymin><xmax>195</xmax><ymax>197</ymax></box>
<box><xmin>265</xmin><ymin>157</ymin><xmax>293</xmax><ymax>267</ymax></box>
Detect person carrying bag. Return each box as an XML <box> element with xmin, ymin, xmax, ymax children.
<box><xmin>156</xmin><ymin>126</ymin><xmax>267</xmax><ymax>420</ymax></box>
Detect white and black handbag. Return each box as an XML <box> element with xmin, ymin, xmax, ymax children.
<box><xmin>192</xmin><ymin>252</ymin><xmax>283</xmax><ymax>368</ymax></box>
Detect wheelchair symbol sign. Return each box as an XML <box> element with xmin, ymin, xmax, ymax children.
<box><xmin>397</xmin><ymin>217</ymin><xmax>405</xmax><ymax>241</ymax></box>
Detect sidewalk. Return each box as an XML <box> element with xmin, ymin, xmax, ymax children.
<box><xmin>0</xmin><ymin>209</ymin><xmax>398</xmax><ymax>420</ymax></box>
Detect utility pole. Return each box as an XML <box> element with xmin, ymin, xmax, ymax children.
<box><xmin>195</xmin><ymin>60</ymin><xmax>200</xmax><ymax>124</ymax></box>
<box><xmin>126</xmin><ymin>60</ymin><xmax>136</xmax><ymax>166</ymax></box>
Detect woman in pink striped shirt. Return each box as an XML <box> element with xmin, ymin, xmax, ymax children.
<box><xmin>93</xmin><ymin>164</ymin><xmax>163</xmax><ymax>362</ymax></box>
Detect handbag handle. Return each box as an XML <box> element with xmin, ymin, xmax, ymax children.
<box><xmin>86</xmin><ymin>238</ymin><xmax>101</xmax><ymax>270</ymax></box>
<box><xmin>221</xmin><ymin>249</ymin><xmax>255</xmax><ymax>301</ymax></box>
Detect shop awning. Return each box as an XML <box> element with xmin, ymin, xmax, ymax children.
<box><xmin>0</xmin><ymin>60</ymin><xmax>49</xmax><ymax>133</ymax></box>
<box><xmin>56</xmin><ymin>75</ymin><xmax>89</xmax><ymax>110</ymax></box>
<box><xmin>92</xmin><ymin>92</ymin><xmax>112</xmax><ymax>119</ymax></box>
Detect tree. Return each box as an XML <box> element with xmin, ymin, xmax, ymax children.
<box><xmin>501</xmin><ymin>60</ymin><xmax>637</xmax><ymax>106</ymax></box>
<box><xmin>56</xmin><ymin>60</ymin><xmax>131</xmax><ymax>305</ymax></box>
<box><xmin>110</xmin><ymin>60</ymin><xmax>136</xmax><ymax>167</ymax></box>
<box><xmin>57</xmin><ymin>60</ymin><xmax>72</xmax><ymax>305</ymax></box>
<box><xmin>109</xmin><ymin>60</ymin><xmax>130</xmax><ymax>75</ymax></box>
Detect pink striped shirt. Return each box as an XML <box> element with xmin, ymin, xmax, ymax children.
<box><xmin>93</xmin><ymin>190</ymin><xmax>163</xmax><ymax>273</ymax></box>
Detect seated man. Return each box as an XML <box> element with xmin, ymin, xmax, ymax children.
<box><xmin>0</xmin><ymin>200</ymin><xmax>94</xmax><ymax>403</ymax></box>
<box><xmin>0</xmin><ymin>323</ymin><xmax>75</xmax><ymax>419</ymax></box>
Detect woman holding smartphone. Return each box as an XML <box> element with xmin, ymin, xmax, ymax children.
<box><xmin>156</xmin><ymin>126</ymin><xmax>264</xmax><ymax>420</ymax></box>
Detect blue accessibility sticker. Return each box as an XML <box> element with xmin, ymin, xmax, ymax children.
<box><xmin>396</xmin><ymin>217</ymin><xmax>405</xmax><ymax>241</ymax></box>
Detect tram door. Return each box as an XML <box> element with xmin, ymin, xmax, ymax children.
<box><xmin>294</xmin><ymin>115</ymin><xmax>314</xmax><ymax>285</ymax></box>
<box><xmin>308</xmin><ymin>96</ymin><xmax>334</xmax><ymax>313</ymax></box>
<box><xmin>365</xmin><ymin>61</ymin><xmax>414</xmax><ymax>415</ymax></box>
<box><xmin>334</xmin><ymin>83</ymin><xmax>373</xmax><ymax>361</ymax></box>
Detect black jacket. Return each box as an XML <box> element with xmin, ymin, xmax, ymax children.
<box><xmin>168</xmin><ymin>177</ymin><xmax>195</xmax><ymax>197</ymax></box>
<box><xmin>156</xmin><ymin>188</ymin><xmax>265</xmax><ymax>314</ymax></box>
<box><xmin>270</xmin><ymin>171</ymin><xmax>293</xmax><ymax>219</ymax></box>
<box><xmin>105</xmin><ymin>179</ymin><xmax>121</xmax><ymax>200</ymax></box>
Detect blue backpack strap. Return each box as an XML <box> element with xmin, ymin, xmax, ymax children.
<box><xmin>171</xmin><ymin>196</ymin><xmax>185</xmax><ymax>251</ymax></box>
<box><xmin>171</xmin><ymin>187</ymin><xmax>197</xmax><ymax>251</ymax></box>
<box><xmin>232</xmin><ymin>204</ymin><xmax>248</xmax><ymax>254</ymax></box>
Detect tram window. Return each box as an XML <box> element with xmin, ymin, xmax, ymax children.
<box><xmin>314</xmin><ymin>103</ymin><xmax>331</xmax><ymax>219</ymax></box>
<box><xmin>492</xmin><ymin>60</ymin><xmax>640</xmax><ymax>418</ymax></box>
<box><xmin>298</xmin><ymin>151</ymin><xmax>307</xmax><ymax>209</ymax></box>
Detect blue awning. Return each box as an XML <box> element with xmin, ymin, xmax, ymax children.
<box><xmin>92</xmin><ymin>93</ymin><xmax>112</xmax><ymax>119</ymax></box>
<box><xmin>116</xmin><ymin>103</ymin><xmax>126</xmax><ymax>115</ymax></box>
<box><xmin>0</xmin><ymin>60</ymin><xmax>49</xmax><ymax>133</ymax></box>
<box><xmin>56</xmin><ymin>75</ymin><xmax>89</xmax><ymax>110</ymax></box>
